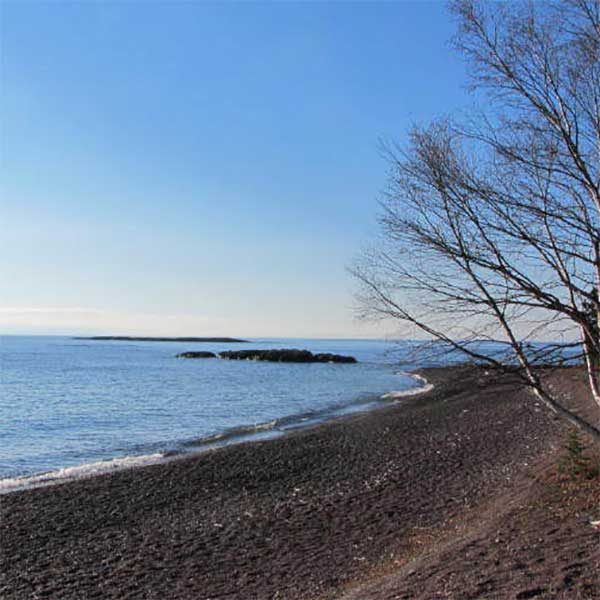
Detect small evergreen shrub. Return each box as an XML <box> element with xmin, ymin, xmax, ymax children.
<box><xmin>558</xmin><ymin>429</ymin><xmax>599</xmax><ymax>480</ymax></box>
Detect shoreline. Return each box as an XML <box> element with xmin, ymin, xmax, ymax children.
<box><xmin>0</xmin><ymin>371</ymin><xmax>434</xmax><ymax>496</ymax></box>
<box><xmin>2</xmin><ymin>366</ymin><xmax>597</xmax><ymax>599</ymax></box>
<box><xmin>381</xmin><ymin>372</ymin><xmax>434</xmax><ymax>398</ymax></box>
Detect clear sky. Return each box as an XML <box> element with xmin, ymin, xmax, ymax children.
<box><xmin>1</xmin><ymin>0</ymin><xmax>468</xmax><ymax>338</ymax></box>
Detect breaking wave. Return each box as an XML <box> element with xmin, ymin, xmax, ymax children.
<box><xmin>381</xmin><ymin>372</ymin><xmax>434</xmax><ymax>399</ymax></box>
<box><xmin>0</xmin><ymin>453</ymin><xmax>165</xmax><ymax>495</ymax></box>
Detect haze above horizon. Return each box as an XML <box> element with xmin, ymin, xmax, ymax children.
<box><xmin>1</xmin><ymin>1</ymin><xmax>467</xmax><ymax>338</ymax></box>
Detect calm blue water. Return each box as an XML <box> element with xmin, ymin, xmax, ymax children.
<box><xmin>0</xmin><ymin>336</ymin><xmax>418</xmax><ymax>484</ymax></box>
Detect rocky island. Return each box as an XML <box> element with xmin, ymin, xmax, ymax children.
<box><xmin>176</xmin><ymin>351</ymin><xmax>217</xmax><ymax>359</ymax></box>
<box><xmin>217</xmin><ymin>348</ymin><xmax>357</xmax><ymax>363</ymax></box>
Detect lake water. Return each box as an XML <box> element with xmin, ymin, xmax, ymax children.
<box><xmin>0</xmin><ymin>336</ymin><xmax>422</xmax><ymax>491</ymax></box>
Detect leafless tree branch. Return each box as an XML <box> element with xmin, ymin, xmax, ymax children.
<box><xmin>353</xmin><ymin>0</ymin><xmax>600</xmax><ymax>440</ymax></box>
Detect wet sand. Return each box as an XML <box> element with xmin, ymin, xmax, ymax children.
<box><xmin>1</xmin><ymin>366</ymin><xmax>598</xmax><ymax>599</ymax></box>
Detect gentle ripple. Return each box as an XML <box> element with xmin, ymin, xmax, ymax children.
<box><xmin>0</xmin><ymin>336</ymin><xmax>419</xmax><ymax>480</ymax></box>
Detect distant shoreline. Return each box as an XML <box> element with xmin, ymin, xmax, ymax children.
<box><xmin>76</xmin><ymin>336</ymin><xmax>248</xmax><ymax>343</ymax></box>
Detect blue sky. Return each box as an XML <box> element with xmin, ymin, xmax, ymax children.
<box><xmin>1</xmin><ymin>1</ymin><xmax>468</xmax><ymax>337</ymax></box>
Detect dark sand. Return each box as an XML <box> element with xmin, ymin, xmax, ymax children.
<box><xmin>1</xmin><ymin>367</ymin><xmax>598</xmax><ymax>599</ymax></box>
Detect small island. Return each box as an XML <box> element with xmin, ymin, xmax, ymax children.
<box><xmin>217</xmin><ymin>349</ymin><xmax>357</xmax><ymax>363</ymax></box>
<box><xmin>176</xmin><ymin>351</ymin><xmax>217</xmax><ymax>359</ymax></box>
<box><xmin>77</xmin><ymin>336</ymin><xmax>248</xmax><ymax>343</ymax></box>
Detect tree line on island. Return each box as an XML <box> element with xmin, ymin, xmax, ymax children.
<box><xmin>176</xmin><ymin>349</ymin><xmax>357</xmax><ymax>363</ymax></box>
<box><xmin>78</xmin><ymin>336</ymin><xmax>248</xmax><ymax>343</ymax></box>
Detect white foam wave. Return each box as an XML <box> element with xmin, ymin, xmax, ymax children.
<box><xmin>189</xmin><ymin>419</ymin><xmax>280</xmax><ymax>447</ymax></box>
<box><xmin>0</xmin><ymin>453</ymin><xmax>165</xmax><ymax>495</ymax></box>
<box><xmin>254</xmin><ymin>419</ymin><xmax>277</xmax><ymax>432</ymax></box>
<box><xmin>381</xmin><ymin>372</ymin><xmax>434</xmax><ymax>400</ymax></box>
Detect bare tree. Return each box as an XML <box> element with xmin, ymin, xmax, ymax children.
<box><xmin>353</xmin><ymin>0</ymin><xmax>600</xmax><ymax>440</ymax></box>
